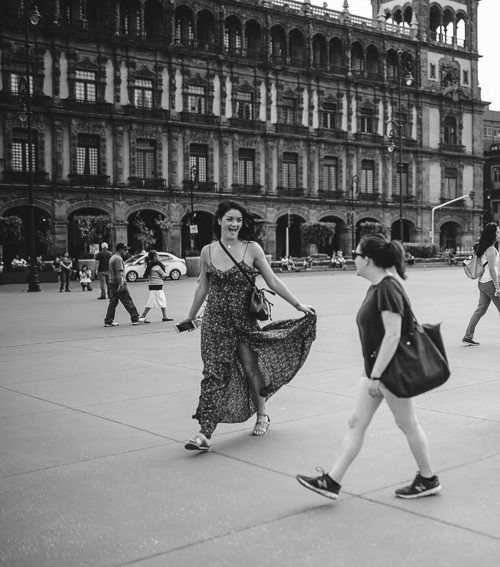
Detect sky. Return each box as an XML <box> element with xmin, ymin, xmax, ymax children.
<box><xmin>320</xmin><ymin>0</ymin><xmax>499</xmax><ymax>110</ymax></box>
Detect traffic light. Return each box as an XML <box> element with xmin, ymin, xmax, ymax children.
<box><xmin>469</xmin><ymin>189</ymin><xmax>476</xmax><ymax>200</ymax></box>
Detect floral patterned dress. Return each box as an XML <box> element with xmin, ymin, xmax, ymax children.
<box><xmin>193</xmin><ymin>254</ymin><xmax>317</xmax><ymax>438</ymax></box>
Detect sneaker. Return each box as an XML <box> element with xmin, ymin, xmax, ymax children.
<box><xmin>104</xmin><ymin>322</ymin><xmax>119</xmax><ymax>327</ymax></box>
<box><xmin>296</xmin><ymin>468</ymin><xmax>341</xmax><ymax>500</ymax></box>
<box><xmin>132</xmin><ymin>317</ymin><xmax>150</xmax><ymax>325</ymax></box>
<box><xmin>65</xmin><ymin>289</ymin><xmax>71</xmax><ymax>292</ymax></box>
<box><xmin>395</xmin><ymin>472</ymin><xmax>442</xmax><ymax>499</ymax></box>
<box><xmin>97</xmin><ymin>296</ymin><xmax>107</xmax><ymax>300</ymax></box>
<box><xmin>462</xmin><ymin>337</ymin><xmax>480</xmax><ymax>346</ymax></box>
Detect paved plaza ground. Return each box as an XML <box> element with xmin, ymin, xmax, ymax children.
<box><xmin>1</xmin><ymin>267</ymin><xmax>499</xmax><ymax>567</ymax></box>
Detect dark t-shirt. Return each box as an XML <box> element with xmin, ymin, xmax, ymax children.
<box><xmin>95</xmin><ymin>249</ymin><xmax>112</xmax><ymax>272</ymax></box>
<box><xmin>356</xmin><ymin>276</ymin><xmax>410</xmax><ymax>376</ymax></box>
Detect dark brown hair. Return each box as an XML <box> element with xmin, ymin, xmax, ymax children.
<box><xmin>213</xmin><ymin>200</ymin><xmax>264</xmax><ymax>241</ymax></box>
<box><xmin>359</xmin><ymin>234</ymin><xmax>407</xmax><ymax>280</ymax></box>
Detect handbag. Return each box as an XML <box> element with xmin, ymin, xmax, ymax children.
<box><xmin>219</xmin><ymin>241</ymin><xmax>275</xmax><ymax>321</ymax></box>
<box><xmin>375</xmin><ymin>280</ymin><xmax>450</xmax><ymax>398</ymax></box>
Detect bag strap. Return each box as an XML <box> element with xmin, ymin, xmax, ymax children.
<box><xmin>218</xmin><ymin>240</ymin><xmax>276</xmax><ymax>296</ymax></box>
<box><xmin>384</xmin><ymin>277</ymin><xmax>421</xmax><ymax>333</ymax></box>
<box><xmin>218</xmin><ymin>240</ymin><xmax>257</xmax><ymax>287</ymax></box>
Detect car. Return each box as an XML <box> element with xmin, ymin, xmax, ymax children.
<box><xmin>124</xmin><ymin>252</ymin><xmax>187</xmax><ymax>282</ymax></box>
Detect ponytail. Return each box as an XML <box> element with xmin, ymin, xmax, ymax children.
<box><xmin>386</xmin><ymin>241</ymin><xmax>407</xmax><ymax>280</ymax></box>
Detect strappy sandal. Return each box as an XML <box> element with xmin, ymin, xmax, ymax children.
<box><xmin>184</xmin><ymin>433</ymin><xmax>211</xmax><ymax>451</ymax></box>
<box><xmin>252</xmin><ymin>414</ymin><xmax>271</xmax><ymax>436</ymax></box>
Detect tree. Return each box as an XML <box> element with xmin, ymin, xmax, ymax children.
<box><xmin>71</xmin><ymin>215</ymin><xmax>112</xmax><ymax>255</ymax></box>
<box><xmin>359</xmin><ymin>221</ymin><xmax>386</xmax><ymax>238</ymax></box>
<box><xmin>0</xmin><ymin>216</ymin><xmax>23</xmax><ymax>246</ymax></box>
<box><xmin>36</xmin><ymin>217</ymin><xmax>54</xmax><ymax>255</ymax></box>
<box><xmin>300</xmin><ymin>222</ymin><xmax>336</xmax><ymax>248</ymax></box>
<box><xmin>133</xmin><ymin>213</ymin><xmax>157</xmax><ymax>250</ymax></box>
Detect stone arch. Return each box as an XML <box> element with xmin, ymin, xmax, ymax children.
<box><xmin>1</xmin><ymin>198</ymin><xmax>54</xmax><ymax>217</ymax></box>
<box><xmin>66</xmin><ymin>201</ymin><xmax>114</xmax><ymax>218</ymax></box>
<box><xmin>437</xmin><ymin>214</ymin><xmax>466</xmax><ymax>232</ymax></box>
<box><xmin>125</xmin><ymin>202</ymin><xmax>170</xmax><ymax>219</ymax></box>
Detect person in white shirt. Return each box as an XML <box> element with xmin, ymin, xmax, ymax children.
<box><xmin>463</xmin><ymin>222</ymin><xmax>500</xmax><ymax>346</ymax></box>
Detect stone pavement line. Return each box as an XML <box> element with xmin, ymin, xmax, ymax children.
<box><xmin>1</xmin><ymin>271</ymin><xmax>500</xmax><ymax>566</ymax></box>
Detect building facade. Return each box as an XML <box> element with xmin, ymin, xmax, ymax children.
<box><xmin>483</xmin><ymin>108</ymin><xmax>500</xmax><ymax>225</ymax></box>
<box><xmin>0</xmin><ymin>0</ymin><xmax>486</xmax><ymax>262</ymax></box>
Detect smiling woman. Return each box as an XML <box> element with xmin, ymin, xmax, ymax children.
<box><xmin>178</xmin><ymin>200</ymin><xmax>317</xmax><ymax>452</ymax></box>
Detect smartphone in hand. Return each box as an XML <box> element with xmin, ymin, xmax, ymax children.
<box><xmin>174</xmin><ymin>319</ymin><xmax>200</xmax><ymax>333</ymax></box>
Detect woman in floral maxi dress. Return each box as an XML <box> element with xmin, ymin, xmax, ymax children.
<box><xmin>178</xmin><ymin>200</ymin><xmax>317</xmax><ymax>451</ymax></box>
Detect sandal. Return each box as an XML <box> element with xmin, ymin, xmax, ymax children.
<box><xmin>184</xmin><ymin>433</ymin><xmax>211</xmax><ymax>451</ymax></box>
<box><xmin>252</xmin><ymin>414</ymin><xmax>271</xmax><ymax>436</ymax></box>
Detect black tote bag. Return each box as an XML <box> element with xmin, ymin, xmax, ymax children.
<box><xmin>376</xmin><ymin>282</ymin><xmax>450</xmax><ymax>398</ymax></box>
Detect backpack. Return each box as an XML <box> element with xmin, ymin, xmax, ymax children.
<box><xmin>463</xmin><ymin>253</ymin><xmax>487</xmax><ymax>279</ymax></box>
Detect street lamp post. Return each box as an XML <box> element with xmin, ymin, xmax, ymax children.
<box><xmin>188</xmin><ymin>165</ymin><xmax>198</xmax><ymax>249</ymax></box>
<box><xmin>348</xmin><ymin>175</ymin><xmax>359</xmax><ymax>253</ymax></box>
<box><xmin>19</xmin><ymin>1</ymin><xmax>41</xmax><ymax>292</ymax></box>
<box><xmin>386</xmin><ymin>50</ymin><xmax>414</xmax><ymax>243</ymax></box>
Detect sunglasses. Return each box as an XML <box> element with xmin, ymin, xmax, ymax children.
<box><xmin>352</xmin><ymin>252</ymin><xmax>365</xmax><ymax>260</ymax></box>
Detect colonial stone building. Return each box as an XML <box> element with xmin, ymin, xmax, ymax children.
<box><xmin>0</xmin><ymin>0</ymin><xmax>486</xmax><ymax>261</ymax></box>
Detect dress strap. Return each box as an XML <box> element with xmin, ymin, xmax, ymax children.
<box><xmin>242</xmin><ymin>241</ymin><xmax>250</xmax><ymax>262</ymax></box>
<box><xmin>208</xmin><ymin>242</ymin><xmax>212</xmax><ymax>264</ymax></box>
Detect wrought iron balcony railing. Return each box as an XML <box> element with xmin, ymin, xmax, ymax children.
<box><xmin>69</xmin><ymin>174</ymin><xmax>110</xmax><ymax>187</ymax></box>
<box><xmin>318</xmin><ymin>190</ymin><xmax>345</xmax><ymax>200</ymax></box>
<box><xmin>275</xmin><ymin>123</ymin><xmax>309</xmax><ymax>135</ymax></box>
<box><xmin>129</xmin><ymin>177</ymin><xmax>167</xmax><ymax>190</ymax></box>
<box><xmin>229</xmin><ymin>118</ymin><xmax>264</xmax><ymax>130</ymax></box>
<box><xmin>182</xmin><ymin>180</ymin><xmax>218</xmax><ymax>193</ymax></box>
<box><xmin>391</xmin><ymin>193</ymin><xmax>415</xmax><ymax>204</ymax></box>
<box><xmin>62</xmin><ymin>99</ymin><xmax>113</xmax><ymax>114</ymax></box>
<box><xmin>276</xmin><ymin>186</ymin><xmax>306</xmax><ymax>197</ymax></box>
<box><xmin>124</xmin><ymin>106</ymin><xmax>169</xmax><ymax>120</ymax></box>
<box><xmin>179</xmin><ymin>112</ymin><xmax>220</xmax><ymax>125</ymax></box>
<box><xmin>2</xmin><ymin>170</ymin><xmax>49</xmax><ymax>184</ymax></box>
<box><xmin>358</xmin><ymin>192</ymin><xmax>381</xmax><ymax>202</ymax></box>
<box><xmin>0</xmin><ymin>92</ymin><xmax>52</xmax><ymax>109</ymax></box>
<box><xmin>231</xmin><ymin>184</ymin><xmax>264</xmax><ymax>195</ymax></box>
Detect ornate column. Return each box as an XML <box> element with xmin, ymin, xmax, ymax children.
<box><xmin>170</xmin><ymin>221</ymin><xmax>183</xmax><ymax>258</ymax></box>
<box><xmin>114</xmin><ymin>124</ymin><xmax>124</xmax><ymax>185</ymax></box>
<box><xmin>54</xmin><ymin>220</ymin><xmax>69</xmax><ymax>252</ymax></box>
<box><xmin>114</xmin><ymin>222</ymin><xmax>128</xmax><ymax>245</ymax></box>
<box><xmin>266</xmin><ymin>223</ymin><xmax>277</xmax><ymax>260</ymax></box>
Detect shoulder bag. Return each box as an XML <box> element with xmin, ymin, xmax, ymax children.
<box><xmin>374</xmin><ymin>280</ymin><xmax>450</xmax><ymax>398</ymax></box>
<box><xmin>219</xmin><ymin>241</ymin><xmax>275</xmax><ymax>321</ymax></box>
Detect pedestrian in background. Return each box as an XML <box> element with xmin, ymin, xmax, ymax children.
<box><xmin>79</xmin><ymin>264</ymin><xmax>93</xmax><ymax>292</ymax></box>
<box><xmin>103</xmin><ymin>243</ymin><xmax>147</xmax><ymax>327</ymax></box>
<box><xmin>297</xmin><ymin>234</ymin><xmax>441</xmax><ymax>501</ymax></box>
<box><xmin>59</xmin><ymin>252</ymin><xmax>72</xmax><ymax>292</ymax></box>
<box><xmin>95</xmin><ymin>242</ymin><xmax>112</xmax><ymax>300</ymax></box>
<box><xmin>140</xmin><ymin>250</ymin><xmax>173</xmax><ymax>322</ymax></box>
<box><xmin>462</xmin><ymin>222</ymin><xmax>500</xmax><ymax>346</ymax></box>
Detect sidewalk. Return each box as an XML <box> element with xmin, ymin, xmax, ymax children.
<box><xmin>1</xmin><ymin>270</ymin><xmax>499</xmax><ymax>566</ymax></box>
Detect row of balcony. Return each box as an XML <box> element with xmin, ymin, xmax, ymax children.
<box><xmin>4</xmin><ymin>172</ymin><xmax>467</xmax><ymax>205</ymax></box>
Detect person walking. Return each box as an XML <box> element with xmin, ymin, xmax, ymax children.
<box><xmin>296</xmin><ymin>234</ymin><xmax>441</xmax><ymax>500</ymax></box>
<box><xmin>140</xmin><ymin>250</ymin><xmax>174</xmax><ymax>322</ymax></box>
<box><xmin>462</xmin><ymin>222</ymin><xmax>500</xmax><ymax>346</ymax></box>
<box><xmin>59</xmin><ymin>252</ymin><xmax>72</xmax><ymax>292</ymax></box>
<box><xmin>103</xmin><ymin>243</ymin><xmax>147</xmax><ymax>327</ymax></box>
<box><xmin>95</xmin><ymin>242</ymin><xmax>112</xmax><ymax>299</ymax></box>
<box><xmin>178</xmin><ymin>200</ymin><xmax>317</xmax><ymax>452</ymax></box>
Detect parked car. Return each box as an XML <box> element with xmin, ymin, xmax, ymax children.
<box><xmin>124</xmin><ymin>252</ymin><xmax>187</xmax><ymax>282</ymax></box>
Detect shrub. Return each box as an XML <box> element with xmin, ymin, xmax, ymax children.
<box><xmin>404</xmin><ymin>243</ymin><xmax>440</xmax><ymax>258</ymax></box>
